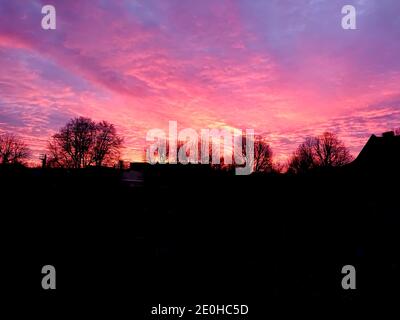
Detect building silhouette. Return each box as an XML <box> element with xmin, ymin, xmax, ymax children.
<box><xmin>353</xmin><ymin>131</ymin><xmax>400</xmax><ymax>171</ymax></box>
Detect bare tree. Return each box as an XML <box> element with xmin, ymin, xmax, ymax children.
<box><xmin>48</xmin><ymin>117</ymin><xmax>96</xmax><ymax>168</ymax></box>
<box><xmin>253</xmin><ymin>137</ymin><xmax>273</xmax><ymax>173</ymax></box>
<box><xmin>288</xmin><ymin>137</ymin><xmax>317</xmax><ymax>174</ymax></box>
<box><xmin>288</xmin><ymin>132</ymin><xmax>352</xmax><ymax>174</ymax></box>
<box><xmin>395</xmin><ymin>128</ymin><xmax>400</xmax><ymax>136</ymax></box>
<box><xmin>0</xmin><ymin>133</ymin><xmax>30</xmax><ymax>165</ymax></box>
<box><xmin>47</xmin><ymin>138</ymin><xmax>73</xmax><ymax>168</ymax></box>
<box><xmin>48</xmin><ymin>117</ymin><xmax>123</xmax><ymax>168</ymax></box>
<box><xmin>314</xmin><ymin>132</ymin><xmax>353</xmax><ymax>167</ymax></box>
<box><xmin>93</xmin><ymin>121</ymin><xmax>123</xmax><ymax>166</ymax></box>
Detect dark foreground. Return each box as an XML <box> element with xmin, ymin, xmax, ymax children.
<box><xmin>1</xmin><ymin>164</ymin><xmax>399</xmax><ymax>317</ymax></box>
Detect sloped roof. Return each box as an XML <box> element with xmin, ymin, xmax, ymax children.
<box><xmin>354</xmin><ymin>131</ymin><xmax>400</xmax><ymax>169</ymax></box>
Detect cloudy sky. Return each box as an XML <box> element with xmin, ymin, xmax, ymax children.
<box><xmin>1</xmin><ymin>0</ymin><xmax>400</xmax><ymax>163</ymax></box>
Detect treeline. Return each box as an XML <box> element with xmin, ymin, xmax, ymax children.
<box><xmin>47</xmin><ymin>117</ymin><xmax>123</xmax><ymax>168</ymax></box>
<box><xmin>2</xmin><ymin>116</ymin><xmax>391</xmax><ymax>173</ymax></box>
<box><xmin>0</xmin><ymin>117</ymin><xmax>123</xmax><ymax>169</ymax></box>
<box><xmin>209</xmin><ymin>132</ymin><xmax>354</xmax><ymax>174</ymax></box>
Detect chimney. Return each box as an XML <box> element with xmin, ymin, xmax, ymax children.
<box><xmin>382</xmin><ymin>131</ymin><xmax>395</xmax><ymax>138</ymax></box>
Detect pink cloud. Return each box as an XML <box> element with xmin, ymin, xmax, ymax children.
<box><xmin>1</xmin><ymin>0</ymin><xmax>400</xmax><ymax>164</ymax></box>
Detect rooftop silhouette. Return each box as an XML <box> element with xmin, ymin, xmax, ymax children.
<box><xmin>353</xmin><ymin>131</ymin><xmax>400</xmax><ymax>172</ymax></box>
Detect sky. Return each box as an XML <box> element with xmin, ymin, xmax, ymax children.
<box><xmin>1</xmin><ymin>0</ymin><xmax>400</xmax><ymax>164</ymax></box>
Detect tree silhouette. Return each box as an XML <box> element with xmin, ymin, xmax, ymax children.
<box><xmin>0</xmin><ymin>133</ymin><xmax>30</xmax><ymax>165</ymax></box>
<box><xmin>253</xmin><ymin>136</ymin><xmax>273</xmax><ymax>173</ymax></box>
<box><xmin>48</xmin><ymin>117</ymin><xmax>123</xmax><ymax>168</ymax></box>
<box><xmin>93</xmin><ymin>121</ymin><xmax>123</xmax><ymax>166</ymax></box>
<box><xmin>288</xmin><ymin>132</ymin><xmax>352</xmax><ymax>174</ymax></box>
<box><xmin>314</xmin><ymin>132</ymin><xmax>353</xmax><ymax>167</ymax></box>
<box><xmin>287</xmin><ymin>137</ymin><xmax>315</xmax><ymax>174</ymax></box>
